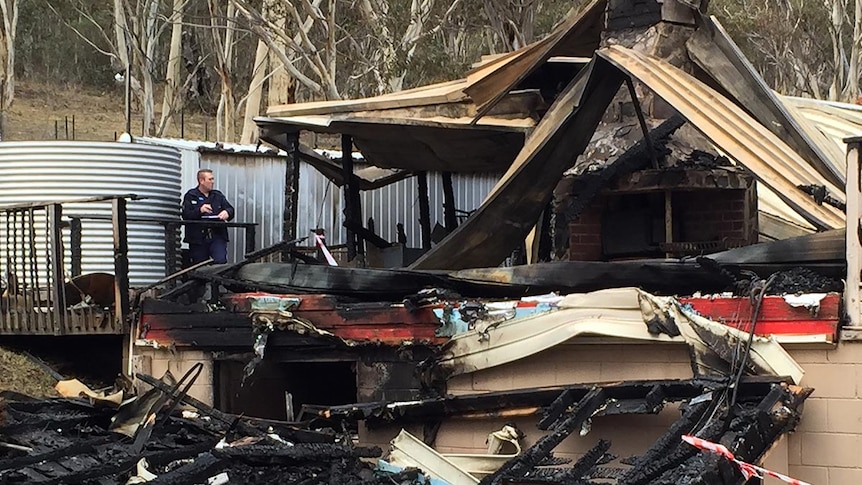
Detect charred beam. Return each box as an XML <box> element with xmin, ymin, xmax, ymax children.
<box><xmin>479</xmin><ymin>388</ymin><xmax>607</xmax><ymax>485</ymax></box>
<box><xmin>213</xmin><ymin>443</ymin><xmax>382</xmax><ymax>464</ymax></box>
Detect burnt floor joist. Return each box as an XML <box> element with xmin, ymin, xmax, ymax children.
<box><xmin>480</xmin><ymin>382</ymin><xmax>810</xmax><ymax>485</ymax></box>
<box><xmin>315</xmin><ymin>376</ymin><xmax>789</xmax><ymax>426</ymax></box>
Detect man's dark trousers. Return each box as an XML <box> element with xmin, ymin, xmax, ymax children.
<box><xmin>190</xmin><ymin>238</ymin><xmax>228</xmax><ymax>264</ymax></box>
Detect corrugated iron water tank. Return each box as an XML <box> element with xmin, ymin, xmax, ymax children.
<box><xmin>0</xmin><ymin>142</ymin><xmax>181</xmax><ymax>286</ymax></box>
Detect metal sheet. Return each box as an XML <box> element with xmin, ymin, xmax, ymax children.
<box><xmin>0</xmin><ymin>142</ymin><xmax>181</xmax><ymax>286</ymax></box>
<box><xmin>296</xmin><ymin>167</ymin><xmax>500</xmax><ymax>250</ymax></box>
<box><xmin>686</xmin><ymin>16</ymin><xmax>843</xmax><ymax>187</ymax></box>
<box><xmin>781</xmin><ymin>95</ymin><xmax>862</xmax><ymax>181</ymax></box>
<box><xmin>388</xmin><ymin>429</ymin><xmax>480</xmax><ymax>485</ymax></box>
<box><xmin>599</xmin><ymin>46</ymin><xmax>845</xmax><ymax>230</ymax></box>
<box><xmin>432</xmin><ymin>287</ymin><xmax>803</xmax><ymax>384</ymax></box>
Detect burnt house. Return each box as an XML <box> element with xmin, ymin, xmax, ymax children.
<box><xmin>3</xmin><ymin>1</ymin><xmax>862</xmax><ymax>484</ymax></box>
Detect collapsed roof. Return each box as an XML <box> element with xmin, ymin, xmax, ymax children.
<box><xmin>256</xmin><ymin>1</ymin><xmax>847</xmax><ymax>271</ymax></box>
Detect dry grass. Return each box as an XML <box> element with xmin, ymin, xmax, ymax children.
<box><xmin>0</xmin><ymin>347</ymin><xmax>59</xmax><ymax>398</ymax></box>
<box><xmin>4</xmin><ymin>80</ymin><xmax>220</xmax><ymax>142</ymax></box>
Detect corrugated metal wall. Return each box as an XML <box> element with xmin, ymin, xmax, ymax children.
<box><xmin>296</xmin><ymin>166</ymin><xmax>501</xmax><ymax>248</ymax></box>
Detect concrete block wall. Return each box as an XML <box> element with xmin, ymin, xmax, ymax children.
<box><xmin>785</xmin><ymin>343</ymin><xmax>862</xmax><ymax>485</ymax></box>
<box><xmin>132</xmin><ymin>346</ymin><xmax>215</xmax><ymax>406</ymax></box>
<box><xmin>361</xmin><ymin>342</ymin><xmax>862</xmax><ymax>485</ymax></box>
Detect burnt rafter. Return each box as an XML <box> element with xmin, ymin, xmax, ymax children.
<box><xmin>480</xmin><ymin>387</ymin><xmax>608</xmax><ymax>485</ymax></box>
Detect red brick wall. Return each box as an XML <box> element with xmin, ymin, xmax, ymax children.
<box><xmin>676</xmin><ymin>190</ymin><xmax>750</xmax><ymax>243</ymax></box>
<box><xmin>567</xmin><ymin>200</ymin><xmax>604</xmax><ymax>261</ymax></box>
<box><xmin>566</xmin><ymin>188</ymin><xmax>757</xmax><ymax>261</ymax></box>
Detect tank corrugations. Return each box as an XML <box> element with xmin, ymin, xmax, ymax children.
<box><xmin>0</xmin><ymin>142</ymin><xmax>181</xmax><ymax>286</ymax></box>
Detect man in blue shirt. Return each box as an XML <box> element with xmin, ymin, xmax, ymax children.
<box><xmin>182</xmin><ymin>169</ymin><xmax>235</xmax><ymax>264</ymax></box>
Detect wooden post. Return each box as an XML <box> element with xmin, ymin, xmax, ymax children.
<box><xmin>69</xmin><ymin>217</ymin><xmax>82</xmax><ymax>277</ymax></box>
<box><xmin>626</xmin><ymin>78</ymin><xmax>660</xmax><ymax>169</ymax></box>
<box><xmin>442</xmin><ymin>172</ymin><xmax>457</xmax><ymax>232</ymax></box>
<box><xmin>47</xmin><ymin>204</ymin><xmax>66</xmax><ymax>334</ymax></box>
<box><xmin>417</xmin><ymin>172</ymin><xmax>432</xmax><ymax>250</ymax></box>
<box><xmin>664</xmin><ymin>190</ymin><xmax>673</xmax><ymax>258</ymax></box>
<box><xmin>342</xmin><ymin>134</ymin><xmax>358</xmax><ymax>261</ymax></box>
<box><xmin>282</xmin><ymin>132</ymin><xmax>300</xmax><ymax>262</ymax></box>
<box><xmin>112</xmin><ymin>198</ymin><xmax>130</xmax><ymax>332</ymax></box>
<box><xmin>845</xmin><ymin>139</ymin><xmax>862</xmax><ymax>333</ymax></box>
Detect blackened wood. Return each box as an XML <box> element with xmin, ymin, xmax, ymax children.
<box><xmin>213</xmin><ymin>443</ymin><xmax>382</xmax><ymax>463</ymax></box>
<box><xmin>47</xmin><ymin>204</ymin><xmax>65</xmax><ymax>334</ymax></box>
<box><xmin>342</xmin><ymin>134</ymin><xmax>357</xmax><ymax>261</ymax></box>
<box><xmin>479</xmin><ymin>388</ymin><xmax>607</xmax><ymax>485</ymax></box>
<box><xmin>417</xmin><ymin>172</ymin><xmax>432</xmax><ymax>250</ymax></box>
<box><xmin>343</xmin><ymin>219</ymin><xmax>391</xmax><ymax>248</ymax></box>
<box><xmin>442</xmin><ymin>172</ymin><xmax>457</xmax><ymax>231</ymax></box>
<box><xmin>112</xmin><ymin>198</ymin><xmax>130</xmax><ymax>331</ymax></box>
<box><xmin>283</xmin><ymin>132</ymin><xmax>300</xmax><ymax>261</ymax></box>
<box><xmin>538</xmin><ymin>389</ymin><xmax>577</xmax><ymax>430</ymax></box>
<box><xmin>148</xmin><ymin>452</ymin><xmax>225</xmax><ymax>485</ymax></box>
<box><xmin>136</xmin><ymin>372</ymin><xmax>335</xmax><ymax>443</ymax></box>
<box><xmin>0</xmin><ymin>436</ymin><xmax>119</xmax><ymax>471</ymax></box>
<box><xmin>619</xmin><ymin>399</ymin><xmax>715</xmax><ymax>484</ymax></box>
<box><xmin>412</xmin><ymin>61</ymin><xmax>625</xmax><ymax>270</ymax></box>
<box><xmin>233</xmin><ymin>262</ymin><xmax>450</xmax><ymax>298</ymax></box>
<box><xmin>565</xmin><ymin>439</ymin><xmax>611</xmax><ymax>480</ymax></box>
<box><xmin>159</xmin><ymin>237</ymin><xmax>306</xmax><ymax>300</ymax></box>
<box><xmin>69</xmin><ymin>216</ymin><xmax>82</xmax><ymax>277</ymax></box>
<box><xmin>626</xmin><ymin>78</ymin><xmax>659</xmax><ymax>169</ymax></box>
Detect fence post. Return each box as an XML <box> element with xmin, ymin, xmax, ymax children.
<box><xmin>69</xmin><ymin>217</ymin><xmax>82</xmax><ymax>277</ymax></box>
<box><xmin>47</xmin><ymin>203</ymin><xmax>66</xmax><ymax>335</ymax></box>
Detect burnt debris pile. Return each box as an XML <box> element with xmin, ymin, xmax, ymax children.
<box><xmin>0</xmin><ymin>372</ymin><xmax>425</xmax><ymax>485</ymax></box>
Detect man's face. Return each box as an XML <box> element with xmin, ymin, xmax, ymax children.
<box><xmin>199</xmin><ymin>173</ymin><xmax>214</xmax><ymax>192</ymax></box>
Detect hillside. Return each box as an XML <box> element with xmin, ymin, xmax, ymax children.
<box><xmin>4</xmin><ymin>81</ymin><xmax>215</xmax><ymax>142</ymax></box>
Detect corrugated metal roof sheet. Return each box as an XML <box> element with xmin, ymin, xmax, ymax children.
<box><xmin>598</xmin><ymin>46</ymin><xmax>845</xmax><ymax>230</ymax></box>
<box><xmin>132</xmin><ymin>136</ymin><xmax>286</xmax><ymax>156</ymax></box>
<box><xmin>781</xmin><ymin>95</ymin><xmax>862</xmax><ymax>181</ymax></box>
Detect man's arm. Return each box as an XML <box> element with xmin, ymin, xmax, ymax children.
<box><xmin>181</xmin><ymin>191</ymin><xmax>203</xmax><ymax>220</ymax></box>
<box><xmin>217</xmin><ymin>191</ymin><xmax>235</xmax><ymax>221</ymax></box>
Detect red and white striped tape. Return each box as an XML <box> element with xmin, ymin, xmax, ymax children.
<box><xmin>313</xmin><ymin>233</ymin><xmax>338</xmax><ymax>266</ymax></box>
<box><xmin>681</xmin><ymin>435</ymin><xmax>811</xmax><ymax>485</ymax></box>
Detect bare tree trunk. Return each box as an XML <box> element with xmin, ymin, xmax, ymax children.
<box><xmin>240</xmin><ymin>39</ymin><xmax>268</xmax><ymax>144</ymax></box>
<box><xmin>141</xmin><ymin>0</ymin><xmax>159</xmax><ymax>135</ymax></box>
<box><xmin>848</xmin><ymin>0</ymin><xmax>862</xmax><ymax>101</ymax></box>
<box><xmin>210</xmin><ymin>0</ymin><xmax>237</xmax><ymax>141</ymax></box>
<box><xmin>327</xmin><ymin>0</ymin><xmax>335</xmax><ymax>84</ymax></box>
<box><xmin>114</xmin><ymin>0</ymin><xmax>130</xmax><ymax>69</ymax></box>
<box><xmin>0</xmin><ymin>0</ymin><xmax>18</xmax><ymax>111</ymax></box>
<box><xmin>159</xmin><ymin>0</ymin><xmax>184</xmax><ymax>136</ymax></box>
<box><xmin>268</xmin><ymin>0</ymin><xmax>294</xmax><ymax>106</ymax></box>
<box><xmin>829</xmin><ymin>0</ymin><xmax>847</xmax><ymax>100</ymax></box>
<box><xmin>358</xmin><ymin>0</ymin><xmax>435</xmax><ymax>93</ymax></box>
